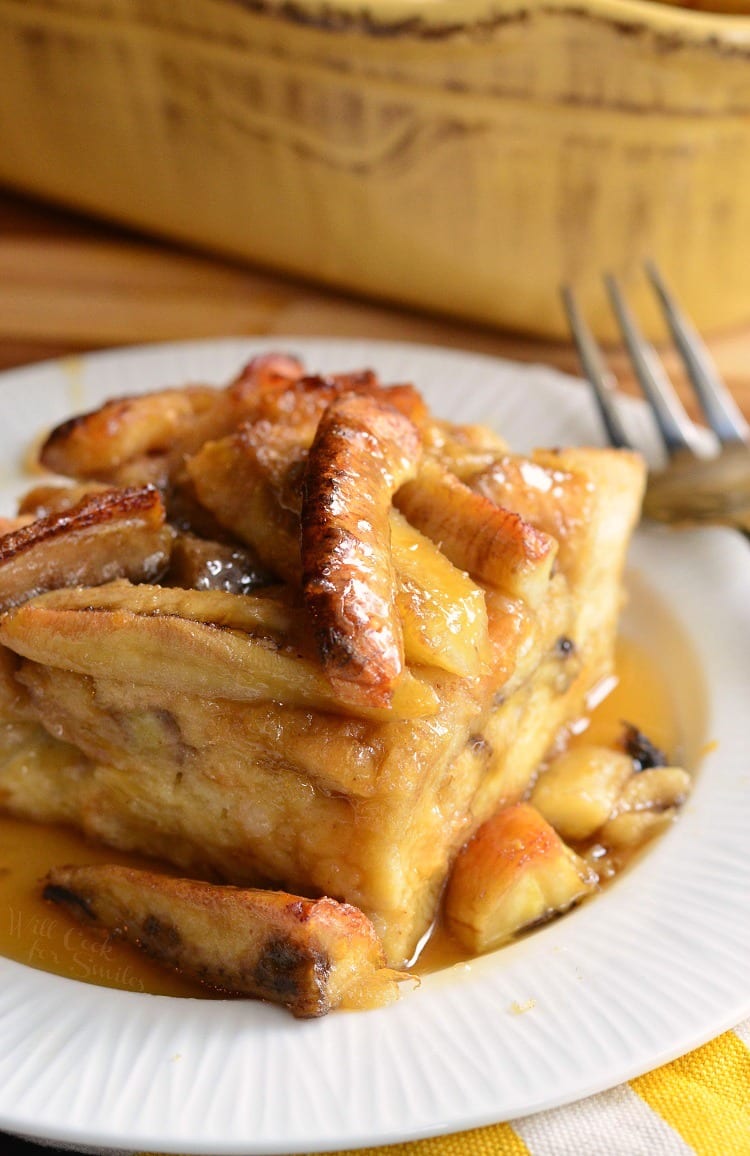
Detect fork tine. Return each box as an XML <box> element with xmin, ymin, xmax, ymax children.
<box><xmin>645</xmin><ymin>260</ymin><xmax>750</xmax><ymax>447</ymax></box>
<box><xmin>560</xmin><ymin>286</ymin><xmax>632</xmax><ymax>450</ymax></box>
<box><xmin>604</xmin><ymin>273</ymin><xmax>703</xmax><ymax>457</ymax></box>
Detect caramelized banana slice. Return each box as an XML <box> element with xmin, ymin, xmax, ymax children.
<box><xmin>468</xmin><ymin>453</ymin><xmax>594</xmax><ymax>582</ymax></box>
<box><xmin>37</xmin><ymin>353</ymin><xmax>305</xmax><ymax>486</ymax></box>
<box><xmin>530</xmin><ymin>745</ymin><xmax>635</xmax><ymax>842</ymax></box>
<box><xmin>598</xmin><ymin>766</ymin><xmax>692</xmax><ymax>849</ymax></box>
<box><xmin>470</xmin><ymin>448</ymin><xmax>646</xmax><ymax>599</ymax></box>
<box><xmin>185</xmin><ymin>371</ymin><xmax>427</xmax><ymax>577</ymax></box>
<box><xmin>228</xmin><ymin>351</ymin><xmax>305</xmax><ymax>399</ymax></box>
<box><xmin>189</xmin><ymin>425</ymin><xmax>489</xmax><ymax>680</ymax></box>
<box><xmin>163</xmin><ymin>353</ymin><xmax>307</xmax><ymax>476</ymax></box>
<box><xmin>423</xmin><ymin>418</ymin><xmax>510</xmax><ymax>478</ymax></box>
<box><xmin>0</xmin><ymin>487</ymin><xmax>173</xmax><ymax>612</ymax></box>
<box><xmin>532</xmin><ymin>740</ymin><xmax>691</xmax><ymax>849</ymax></box>
<box><xmin>232</xmin><ymin>367</ymin><xmax>428</xmax><ymax>437</ymax></box>
<box><xmin>0</xmin><ymin>593</ymin><xmax>438</xmax><ymax>720</ymax></box>
<box><xmin>444</xmin><ymin>803</ymin><xmax>597</xmax><ymax>953</ymax></box>
<box><xmin>33</xmin><ymin>579</ymin><xmax>300</xmax><ymax>635</ymax></box>
<box><xmin>390</xmin><ymin>511</ymin><xmax>489</xmax><ymax>678</ymax></box>
<box><xmin>40</xmin><ymin>386</ymin><xmax>220</xmax><ymax>479</ymax></box>
<box><xmin>301</xmin><ymin>394</ymin><xmax>422</xmax><ymax>710</ymax></box>
<box><xmin>395</xmin><ymin>460</ymin><xmax>558</xmax><ymax>608</ymax></box>
<box><xmin>43</xmin><ymin>865</ymin><xmax>409</xmax><ymax>1017</ymax></box>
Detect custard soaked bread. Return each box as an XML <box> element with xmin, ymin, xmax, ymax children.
<box><xmin>0</xmin><ymin>355</ymin><xmax>646</xmax><ymax>978</ymax></box>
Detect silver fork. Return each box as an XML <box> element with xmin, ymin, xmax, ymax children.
<box><xmin>561</xmin><ymin>261</ymin><xmax>750</xmax><ymax>537</ymax></box>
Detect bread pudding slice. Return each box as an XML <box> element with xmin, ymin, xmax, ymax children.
<box><xmin>0</xmin><ymin>361</ymin><xmax>645</xmax><ymax>970</ymax></box>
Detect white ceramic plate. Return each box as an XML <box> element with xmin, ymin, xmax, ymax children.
<box><xmin>0</xmin><ymin>338</ymin><xmax>748</xmax><ymax>1155</ymax></box>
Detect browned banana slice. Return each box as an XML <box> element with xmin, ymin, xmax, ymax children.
<box><xmin>37</xmin><ymin>354</ymin><xmax>304</xmax><ymax>485</ymax></box>
<box><xmin>467</xmin><ymin>452</ymin><xmax>595</xmax><ymax>583</ymax></box>
<box><xmin>231</xmin><ymin>372</ymin><xmax>367</xmax><ymax>438</ymax></box>
<box><xmin>43</xmin><ymin>865</ymin><xmax>409</xmax><ymax>1017</ymax></box>
<box><xmin>188</xmin><ymin>424</ymin><xmax>489</xmax><ymax>679</ymax></box>
<box><xmin>0</xmin><ymin>487</ymin><xmax>173</xmax><ymax>612</ymax></box>
<box><xmin>469</xmin><ymin>447</ymin><xmax>646</xmax><ymax>594</ymax></box>
<box><xmin>40</xmin><ymin>386</ymin><xmax>220</xmax><ymax>479</ymax></box>
<box><xmin>395</xmin><ymin>460</ymin><xmax>558</xmax><ymax>608</ymax></box>
<box><xmin>226</xmin><ymin>351</ymin><xmax>305</xmax><ymax>403</ymax></box>
<box><xmin>34</xmin><ymin>579</ymin><xmax>300</xmax><ymax>635</ymax></box>
<box><xmin>231</xmin><ymin>365</ymin><xmax>428</xmax><ymax>437</ymax></box>
<box><xmin>162</xmin><ymin>353</ymin><xmax>308</xmax><ymax>475</ymax></box>
<box><xmin>0</xmin><ymin>588</ymin><xmax>438</xmax><ymax>719</ymax></box>
<box><xmin>186</xmin><ymin>410</ymin><xmax>378</xmax><ymax>582</ymax></box>
<box><xmin>301</xmin><ymin>394</ymin><xmax>422</xmax><ymax>710</ymax></box>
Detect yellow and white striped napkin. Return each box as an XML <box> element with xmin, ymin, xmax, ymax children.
<box><xmin>253</xmin><ymin>1018</ymin><xmax>750</xmax><ymax>1156</ymax></box>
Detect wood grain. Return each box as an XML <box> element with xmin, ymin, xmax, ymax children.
<box><xmin>2</xmin><ymin>188</ymin><xmax>749</xmax><ymax>425</ymax></box>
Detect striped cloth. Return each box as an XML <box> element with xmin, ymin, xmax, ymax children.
<box><xmin>279</xmin><ymin>1019</ymin><xmax>750</xmax><ymax>1156</ymax></box>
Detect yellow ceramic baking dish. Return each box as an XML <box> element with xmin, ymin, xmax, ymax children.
<box><xmin>1</xmin><ymin>0</ymin><xmax>750</xmax><ymax>339</ymax></box>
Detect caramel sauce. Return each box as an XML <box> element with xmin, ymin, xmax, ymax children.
<box><xmin>0</xmin><ymin>634</ymin><xmax>693</xmax><ymax>998</ymax></box>
<box><xmin>569</xmin><ymin>635</ymin><xmax>681</xmax><ymax>756</ymax></box>
<box><xmin>0</xmin><ymin>822</ymin><xmax>207</xmax><ymax>998</ymax></box>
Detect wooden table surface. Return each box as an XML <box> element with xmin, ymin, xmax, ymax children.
<box><xmin>2</xmin><ymin>186</ymin><xmax>750</xmax><ymax>426</ymax></box>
